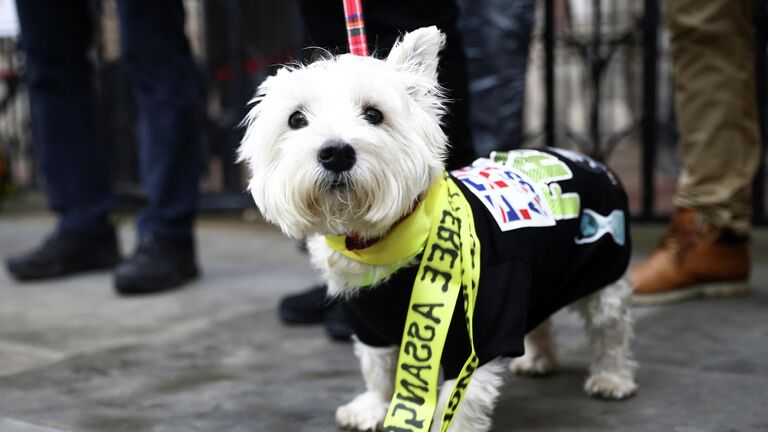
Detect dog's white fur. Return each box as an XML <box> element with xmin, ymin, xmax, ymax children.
<box><xmin>240</xmin><ymin>26</ymin><xmax>637</xmax><ymax>432</ymax></box>
<box><xmin>240</xmin><ymin>28</ymin><xmax>447</xmax><ymax>242</ymax></box>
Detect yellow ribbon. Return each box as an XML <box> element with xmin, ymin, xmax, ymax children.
<box><xmin>324</xmin><ymin>173</ymin><xmax>481</xmax><ymax>432</ymax></box>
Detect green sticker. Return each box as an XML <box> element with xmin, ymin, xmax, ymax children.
<box><xmin>491</xmin><ymin>150</ymin><xmax>580</xmax><ymax>220</ymax></box>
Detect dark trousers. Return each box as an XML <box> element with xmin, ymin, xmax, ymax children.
<box><xmin>297</xmin><ymin>0</ymin><xmax>477</xmax><ymax>170</ymax></box>
<box><xmin>460</xmin><ymin>0</ymin><xmax>536</xmax><ymax>154</ymax></box>
<box><xmin>16</xmin><ymin>0</ymin><xmax>201</xmax><ymax>240</ymax></box>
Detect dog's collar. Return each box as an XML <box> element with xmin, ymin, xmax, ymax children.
<box><xmin>342</xmin><ymin>198</ymin><xmax>422</xmax><ymax>251</ymax></box>
<box><xmin>325</xmin><ymin>177</ymin><xmax>446</xmax><ymax>266</ymax></box>
<box><xmin>343</xmin><ymin>233</ymin><xmax>382</xmax><ymax>251</ymax></box>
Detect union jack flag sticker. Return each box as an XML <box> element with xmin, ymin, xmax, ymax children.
<box><xmin>452</xmin><ymin>159</ymin><xmax>556</xmax><ymax>231</ymax></box>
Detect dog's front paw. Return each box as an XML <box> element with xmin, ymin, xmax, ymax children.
<box><xmin>584</xmin><ymin>371</ymin><xmax>637</xmax><ymax>400</ymax></box>
<box><xmin>336</xmin><ymin>391</ymin><xmax>389</xmax><ymax>431</ymax></box>
<box><xmin>509</xmin><ymin>354</ymin><xmax>556</xmax><ymax>376</ymax></box>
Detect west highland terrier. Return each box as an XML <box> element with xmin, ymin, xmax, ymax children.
<box><xmin>240</xmin><ymin>26</ymin><xmax>637</xmax><ymax>432</ymax></box>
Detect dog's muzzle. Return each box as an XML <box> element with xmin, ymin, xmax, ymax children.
<box><xmin>318</xmin><ymin>140</ymin><xmax>356</xmax><ymax>173</ymax></box>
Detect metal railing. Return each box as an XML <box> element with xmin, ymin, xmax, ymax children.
<box><xmin>542</xmin><ymin>0</ymin><xmax>768</xmax><ymax>222</ymax></box>
<box><xmin>1</xmin><ymin>0</ymin><xmax>766</xmax><ymax>221</ymax></box>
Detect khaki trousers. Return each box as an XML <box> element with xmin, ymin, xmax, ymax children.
<box><xmin>664</xmin><ymin>0</ymin><xmax>762</xmax><ymax>234</ymax></box>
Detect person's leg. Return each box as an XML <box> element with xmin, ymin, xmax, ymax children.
<box><xmin>669</xmin><ymin>0</ymin><xmax>761</xmax><ymax>233</ymax></box>
<box><xmin>7</xmin><ymin>0</ymin><xmax>119</xmax><ymax>281</ymax></box>
<box><xmin>459</xmin><ymin>0</ymin><xmax>536</xmax><ymax>153</ymax></box>
<box><xmin>631</xmin><ymin>0</ymin><xmax>759</xmax><ymax>304</ymax></box>
<box><xmin>15</xmin><ymin>0</ymin><xmax>114</xmax><ymax>234</ymax></box>
<box><xmin>113</xmin><ymin>0</ymin><xmax>201</xmax><ymax>294</ymax></box>
<box><xmin>115</xmin><ymin>0</ymin><xmax>201</xmax><ymax>241</ymax></box>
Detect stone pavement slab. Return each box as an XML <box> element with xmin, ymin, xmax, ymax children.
<box><xmin>1</xmin><ymin>214</ymin><xmax>767</xmax><ymax>431</ymax></box>
<box><xmin>0</xmin><ymin>419</ymin><xmax>69</xmax><ymax>432</ymax></box>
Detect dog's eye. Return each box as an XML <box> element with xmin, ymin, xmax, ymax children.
<box><xmin>288</xmin><ymin>111</ymin><xmax>308</xmax><ymax>129</ymax></box>
<box><xmin>362</xmin><ymin>107</ymin><xmax>383</xmax><ymax>125</ymax></box>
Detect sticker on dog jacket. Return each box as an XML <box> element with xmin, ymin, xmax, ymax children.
<box><xmin>452</xmin><ymin>150</ymin><xmax>580</xmax><ymax>231</ymax></box>
<box><xmin>576</xmin><ymin>209</ymin><xmax>626</xmax><ymax>246</ymax></box>
<box><xmin>547</xmin><ymin>147</ymin><xmax>619</xmax><ymax>186</ymax></box>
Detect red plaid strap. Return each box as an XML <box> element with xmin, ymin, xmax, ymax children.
<box><xmin>342</xmin><ymin>0</ymin><xmax>368</xmax><ymax>56</ymax></box>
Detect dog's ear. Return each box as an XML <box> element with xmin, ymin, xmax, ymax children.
<box><xmin>241</xmin><ymin>67</ymin><xmax>291</xmax><ymax>125</ymax></box>
<box><xmin>238</xmin><ymin>67</ymin><xmax>291</xmax><ymax>164</ymax></box>
<box><xmin>386</xmin><ymin>26</ymin><xmax>445</xmax><ymax>82</ymax></box>
<box><xmin>252</xmin><ymin>67</ymin><xmax>290</xmax><ymax>102</ymax></box>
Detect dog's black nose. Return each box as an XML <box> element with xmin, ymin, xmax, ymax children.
<box><xmin>318</xmin><ymin>140</ymin><xmax>356</xmax><ymax>173</ymax></box>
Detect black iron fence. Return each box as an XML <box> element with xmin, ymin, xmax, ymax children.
<box><xmin>0</xmin><ymin>36</ymin><xmax>31</xmax><ymax>197</ymax></box>
<box><xmin>541</xmin><ymin>0</ymin><xmax>768</xmax><ymax>222</ymax></box>
<box><xmin>0</xmin><ymin>0</ymin><xmax>767</xmax><ymax>222</ymax></box>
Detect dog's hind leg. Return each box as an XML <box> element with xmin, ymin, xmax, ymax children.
<box><xmin>430</xmin><ymin>358</ymin><xmax>506</xmax><ymax>432</ymax></box>
<box><xmin>509</xmin><ymin>318</ymin><xmax>557</xmax><ymax>376</ymax></box>
<box><xmin>573</xmin><ymin>276</ymin><xmax>638</xmax><ymax>400</ymax></box>
<box><xmin>335</xmin><ymin>340</ymin><xmax>397</xmax><ymax>431</ymax></box>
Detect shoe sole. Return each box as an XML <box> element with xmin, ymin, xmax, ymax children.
<box><xmin>632</xmin><ymin>280</ymin><xmax>751</xmax><ymax>306</ymax></box>
<box><xmin>114</xmin><ymin>268</ymin><xmax>199</xmax><ymax>296</ymax></box>
<box><xmin>8</xmin><ymin>259</ymin><xmax>120</xmax><ymax>281</ymax></box>
<box><xmin>279</xmin><ymin>308</ymin><xmax>326</xmax><ymax>324</ymax></box>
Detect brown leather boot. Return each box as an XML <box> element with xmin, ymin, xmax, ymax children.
<box><xmin>631</xmin><ymin>208</ymin><xmax>751</xmax><ymax>305</ymax></box>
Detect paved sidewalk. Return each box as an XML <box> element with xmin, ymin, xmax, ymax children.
<box><xmin>0</xmin><ymin>214</ymin><xmax>766</xmax><ymax>432</ymax></box>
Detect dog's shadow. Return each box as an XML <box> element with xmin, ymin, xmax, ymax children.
<box><xmin>492</xmin><ymin>365</ymin><xmax>631</xmax><ymax>431</ymax></box>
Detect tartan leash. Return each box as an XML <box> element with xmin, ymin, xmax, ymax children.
<box><xmin>342</xmin><ymin>0</ymin><xmax>368</xmax><ymax>56</ymax></box>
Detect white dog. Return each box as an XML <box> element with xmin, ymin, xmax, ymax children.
<box><xmin>240</xmin><ymin>26</ymin><xmax>637</xmax><ymax>432</ymax></box>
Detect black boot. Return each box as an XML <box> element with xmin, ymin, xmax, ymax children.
<box><xmin>114</xmin><ymin>235</ymin><xmax>199</xmax><ymax>295</ymax></box>
<box><xmin>324</xmin><ymin>301</ymin><xmax>353</xmax><ymax>342</ymax></box>
<box><xmin>6</xmin><ymin>229</ymin><xmax>121</xmax><ymax>281</ymax></box>
<box><xmin>279</xmin><ymin>284</ymin><xmax>352</xmax><ymax>341</ymax></box>
<box><xmin>279</xmin><ymin>285</ymin><xmax>329</xmax><ymax>324</ymax></box>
